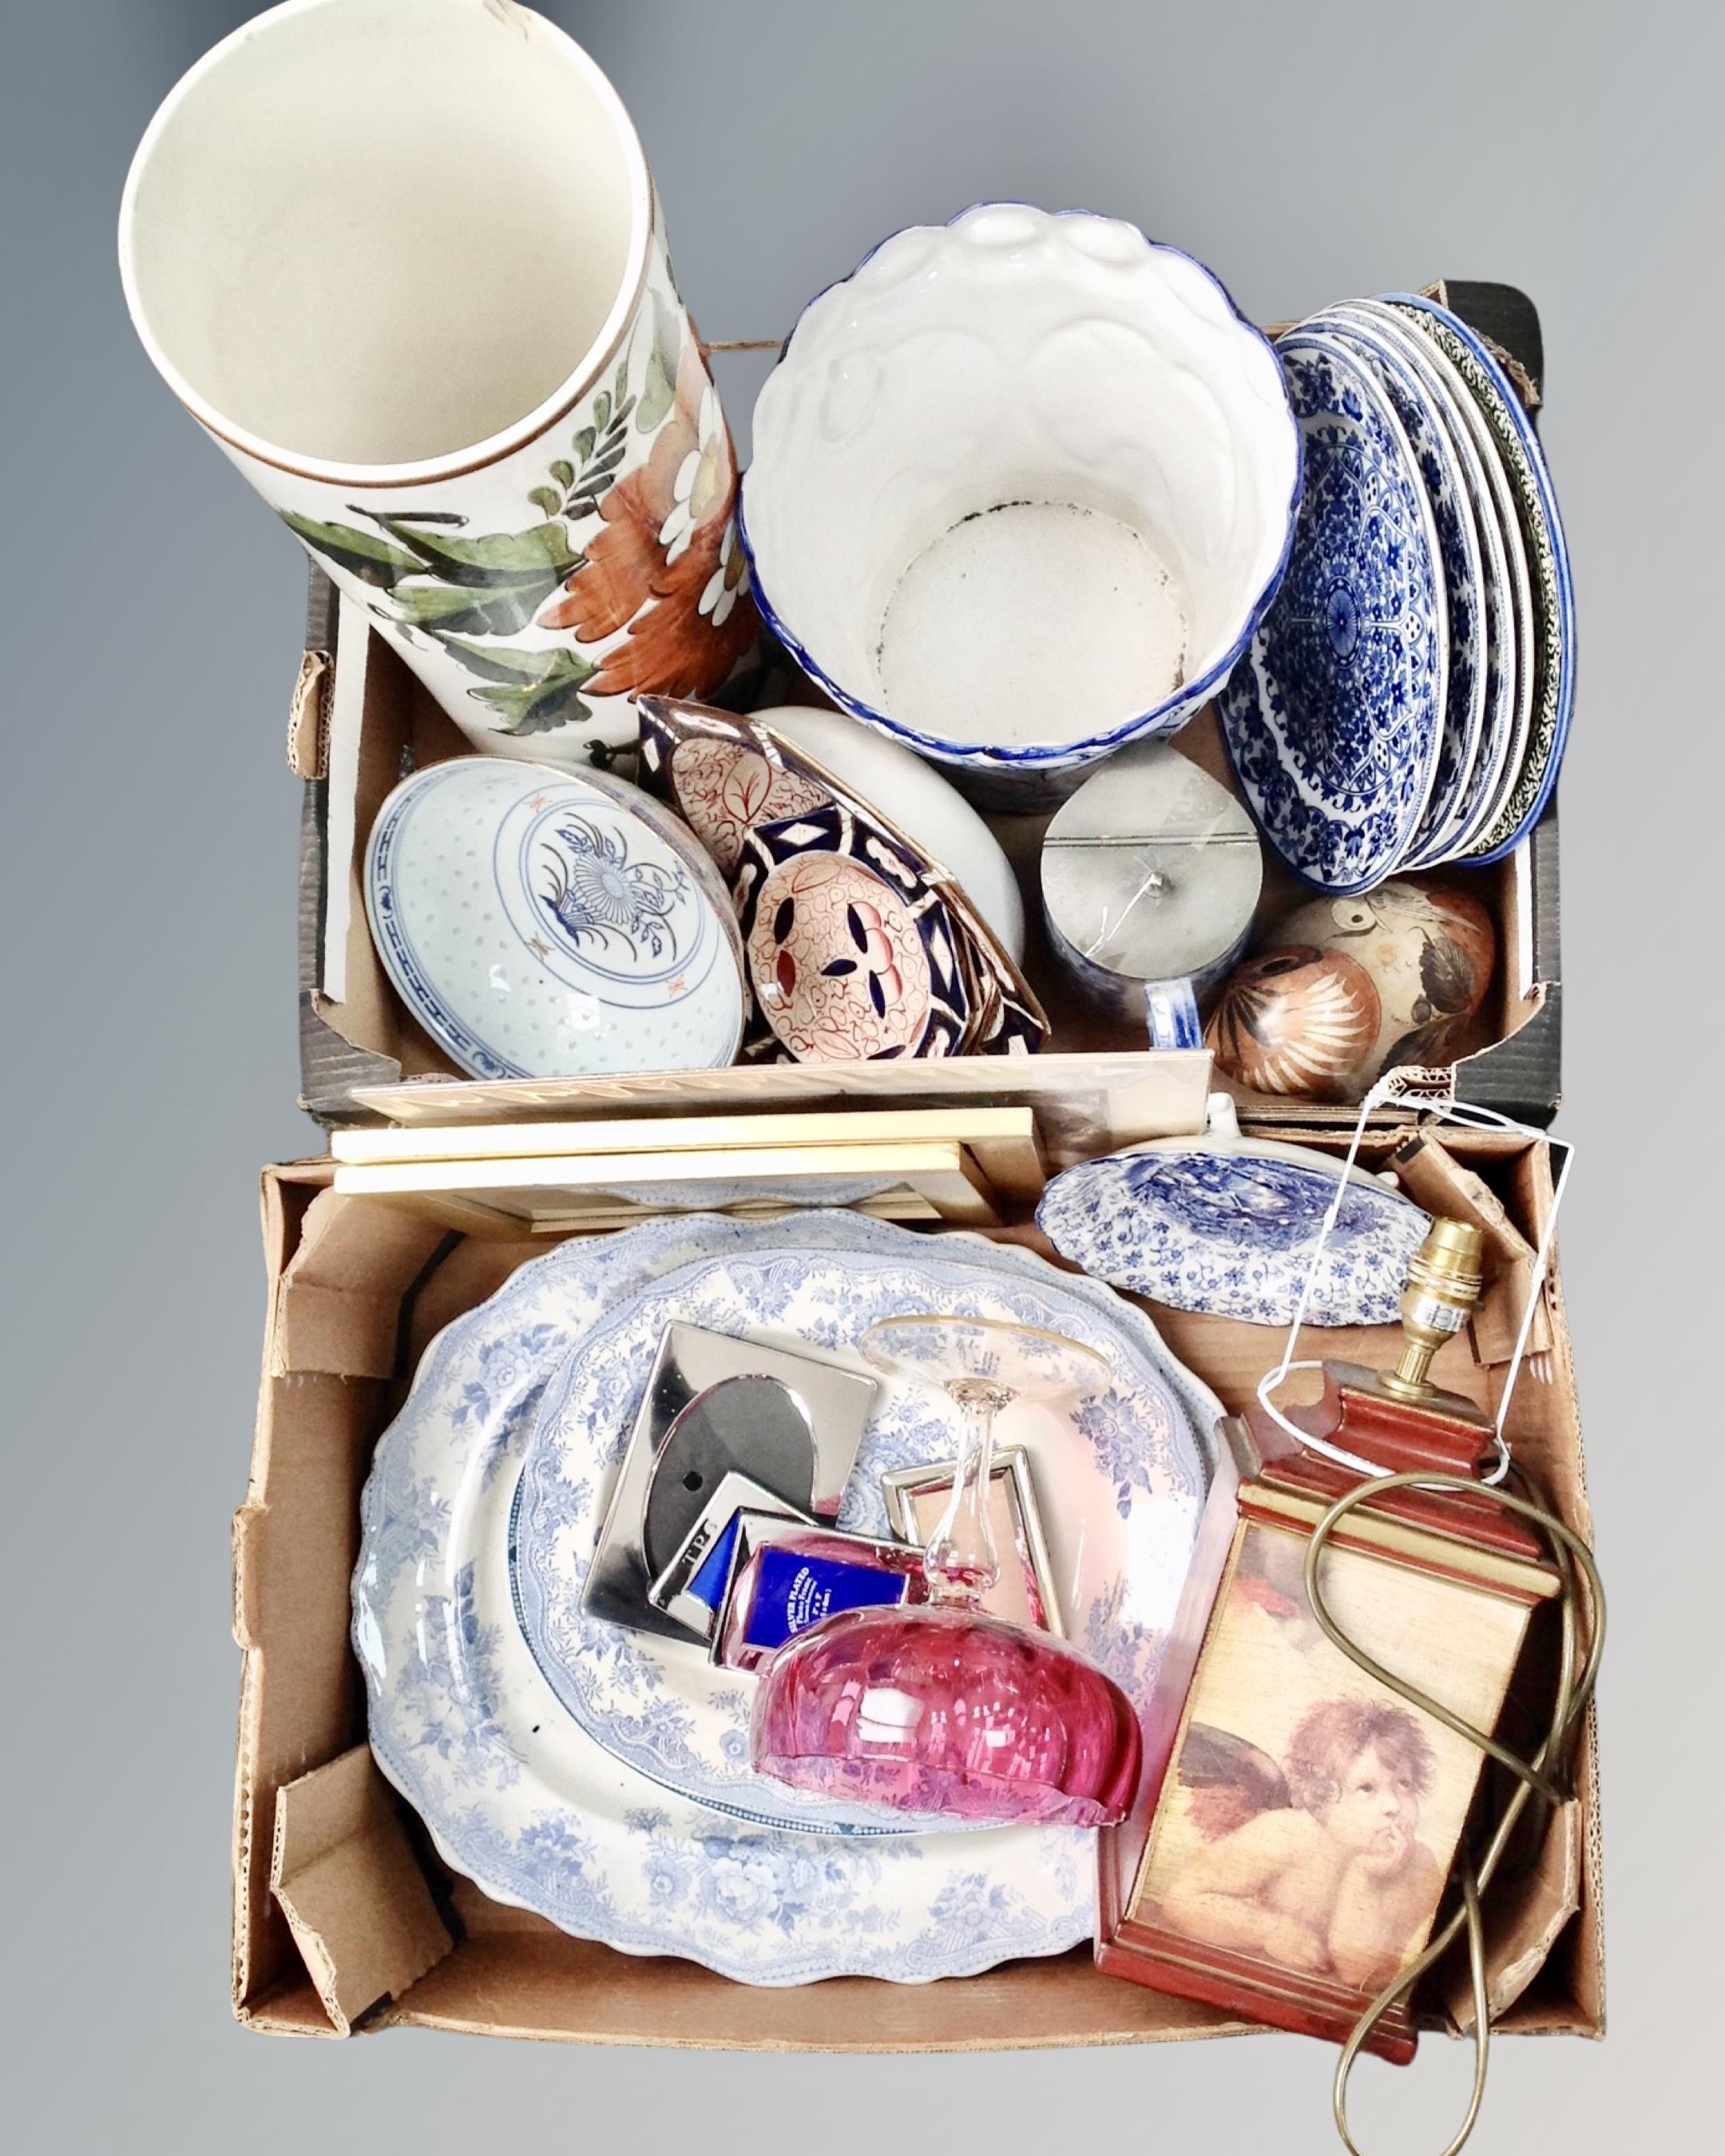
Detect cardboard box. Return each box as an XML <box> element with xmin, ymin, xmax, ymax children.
<box><xmin>232</xmin><ymin>1124</ymin><xmax>1600</xmax><ymax>2046</ymax></box>
<box><xmin>291</xmin><ymin>279</ymin><xmax>1563</xmax><ymax>1136</ymax></box>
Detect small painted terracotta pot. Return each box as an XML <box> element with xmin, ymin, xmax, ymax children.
<box><xmin>120</xmin><ymin>0</ymin><xmax>754</xmax><ymax>763</ymax></box>
<box><xmin>1276</xmin><ymin>879</ymin><xmax>1497</xmax><ymax>1092</ymax></box>
<box><xmin>1207</xmin><ymin>946</ymin><xmax>1382</xmax><ymax>1100</ymax></box>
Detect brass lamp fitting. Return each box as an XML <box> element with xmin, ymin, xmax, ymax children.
<box><xmin>1381</xmin><ymin>1218</ymin><xmax>1486</xmax><ymax>1401</ymax></box>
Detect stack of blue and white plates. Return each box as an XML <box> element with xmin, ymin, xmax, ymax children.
<box><xmin>1220</xmin><ymin>295</ymin><xmax>1572</xmax><ymax>896</ymax></box>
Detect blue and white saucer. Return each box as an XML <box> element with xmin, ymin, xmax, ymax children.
<box><xmin>1304</xmin><ymin>305</ymin><xmax>1489</xmax><ymax>870</ymax></box>
<box><xmin>1036</xmin><ymin>1096</ymin><xmax>1430</xmax><ymax>1327</ymax></box>
<box><xmin>364</xmin><ymin>757</ymin><xmax>746</xmax><ymax>1080</ymax></box>
<box><xmin>1384</xmin><ymin>295</ymin><xmax>1574</xmax><ymax>866</ymax></box>
<box><xmin>1220</xmin><ymin>329</ymin><xmax>1447</xmax><ymax>896</ymax></box>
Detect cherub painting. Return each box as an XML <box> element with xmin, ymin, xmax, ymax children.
<box><xmin>1160</xmin><ymin>1701</ymin><xmax>1442</xmax><ymax>1992</ymax></box>
<box><xmin>1129</xmin><ymin>1521</ymin><xmax>1525</xmax><ymax>2003</ymax></box>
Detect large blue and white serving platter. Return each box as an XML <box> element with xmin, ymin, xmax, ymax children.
<box><xmin>512</xmin><ymin>1216</ymin><xmax>1220</xmax><ymax>1837</ymax></box>
<box><xmin>1219</xmin><ymin>329</ymin><xmax>1448</xmax><ymax>895</ymax></box>
<box><xmin>363</xmin><ymin>757</ymin><xmax>747</xmax><ymax>1082</ymax></box>
<box><xmin>1036</xmin><ymin>1103</ymin><xmax>1430</xmax><ymax>1327</ymax></box>
<box><xmin>1303</xmin><ymin>304</ymin><xmax>1489</xmax><ymax>870</ymax></box>
<box><xmin>353</xmin><ymin>1212</ymin><xmax>1212</xmax><ymax>1983</ymax></box>
<box><xmin>1385</xmin><ymin>295</ymin><xmax>1574</xmax><ymax>866</ymax></box>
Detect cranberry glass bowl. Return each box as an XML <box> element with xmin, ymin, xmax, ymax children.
<box><xmin>751</xmin><ymin>1601</ymin><xmax>1142</xmax><ymax>1827</ymax></box>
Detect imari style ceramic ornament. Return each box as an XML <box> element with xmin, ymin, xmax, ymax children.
<box><xmin>636</xmin><ymin>696</ymin><xmax>1025</xmax><ymax>958</ymax></box>
<box><xmin>511</xmin><ymin>1212</ymin><xmax>1219</xmax><ymax>1837</ymax></box>
<box><xmin>740</xmin><ymin>204</ymin><xmax>1301</xmax><ymax>804</ymax></box>
<box><xmin>637</xmin><ymin>696</ymin><xmax>1048</xmax><ymax>1062</ymax></box>
<box><xmin>1220</xmin><ymin>330</ymin><xmax>1447</xmax><ymax>894</ymax></box>
<box><xmin>120</xmin><ymin>0</ymin><xmax>754</xmax><ymax>760</ymax></box>
<box><xmin>1035</xmin><ymin>1095</ymin><xmax>1430</xmax><ymax>1326</ymax></box>
<box><xmin>736</xmin><ymin>803</ymin><xmax>1045</xmax><ymax>1062</ymax></box>
<box><xmin>363</xmin><ymin>757</ymin><xmax>745</xmax><ymax>1080</ymax></box>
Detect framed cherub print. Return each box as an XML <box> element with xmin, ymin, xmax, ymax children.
<box><xmin>1098</xmin><ymin>1402</ymin><xmax>1560</xmax><ymax>2061</ymax></box>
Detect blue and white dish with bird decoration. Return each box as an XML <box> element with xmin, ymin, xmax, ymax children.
<box><xmin>1220</xmin><ymin>328</ymin><xmax>1448</xmax><ymax>896</ymax></box>
<box><xmin>1037</xmin><ymin>1094</ymin><xmax>1431</xmax><ymax>1327</ymax></box>
<box><xmin>364</xmin><ymin>755</ymin><xmax>747</xmax><ymax>1080</ymax></box>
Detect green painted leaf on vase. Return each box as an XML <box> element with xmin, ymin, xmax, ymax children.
<box><xmin>549</xmin><ymin>459</ymin><xmax>575</xmax><ymax>489</ymax></box>
<box><xmin>370</xmin><ymin>517</ymin><xmax>581</xmax><ymax>591</ymax></box>
<box><xmin>527</xmin><ymin>486</ymin><xmax>562</xmax><ymax>518</ymax></box>
<box><xmin>636</xmin><ymin>297</ymin><xmax>681</xmax><ymax>432</ymax></box>
<box><xmin>437</xmin><ymin>637</ymin><xmax>598</xmax><ymax>691</ymax></box>
<box><xmin>280</xmin><ymin>512</ymin><xmax>421</xmax><ymax>589</ymax></box>
<box><xmin>391</xmin><ymin>579</ymin><xmax>565</xmax><ymax>638</ymax></box>
<box><xmin>452</xmin><ymin>644</ymin><xmax>601</xmax><ymax>735</ymax></box>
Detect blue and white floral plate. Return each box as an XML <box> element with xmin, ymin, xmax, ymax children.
<box><xmin>511</xmin><ymin>1216</ymin><xmax>1220</xmax><ymax>1837</ymax></box>
<box><xmin>1384</xmin><ymin>295</ymin><xmax>1574</xmax><ymax>866</ymax></box>
<box><xmin>1303</xmin><ymin>304</ymin><xmax>1489</xmax><ymax>870</ymax></box>
<box><xmin>1325</xmin><ymin>299</ymin><xmax>1526</xmax><ymax>866</ymax></box>
<box><xmin>1220</xmin><ymin>330</ymin><xmax>1447</xmax><ymax>895</ymax></box>
<box><xmin>364</xmin><ymin>756</ymin><xmax>746</xmax><ymax>1081</ymax></box>
<box><xmin>354</xmin><ymin>1214</ymin><xmax>1211</xmax><ymax>1981</ymax></box>
<box><xmin>1036</xmin><ymin>1096</ymin><xmax>1430</xmax><ymax>1327</ymax></box>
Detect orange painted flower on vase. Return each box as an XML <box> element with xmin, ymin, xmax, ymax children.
<box><xmin>539</xmin><ymin>339</ymin><xmax>757</xmax><ymax>697</ymax></box>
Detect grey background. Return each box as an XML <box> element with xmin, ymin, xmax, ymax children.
<box><xmin>2</xmin><ymin>0</ymin><xmax>1717</xmax><ymax>2148</ymax></box>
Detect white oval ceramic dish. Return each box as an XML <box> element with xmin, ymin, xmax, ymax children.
<box><xmin>1037</xmin><ymin>1096</ymin><xmax>1430</xmax><ymax>1326</ymax></box>
<box><xmin>512</xmin><ymin>1219</ymin><xmax>1219</xmax><ymax>1835</ymax></box>
<box><xmin>739</xmin><ymin>204</ymin><xmax>1300</xmax><ymax>792</ymax></box>
<box><xmin>355</xmin><ymin>1215</ymin><xmax>1125</xmax><ymax>1982</ymax></box>
<box><xmin>364</xmin><ymin>757</ymin><xmax>745</xmax><ymax>1080</ymax></box>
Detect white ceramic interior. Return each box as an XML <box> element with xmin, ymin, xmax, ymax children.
<box><xmin>118</xmin><ymin>0</ymin><xmax>649</xmax><ymax>477</ymax></box>
<box><xmin>741</xmin><ymin>205</ymin><xmax>1299</xmax><ymax>771</ymax></box>
<box><xmin>759</xmin><ymin>704</ymin><xmax>1026</xmax><ymax>959</ymax></box>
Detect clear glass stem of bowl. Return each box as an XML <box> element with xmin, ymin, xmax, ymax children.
<box><xmin>922</xmin><ymin>1380</ymin><xmax>1013</xmax><ymax>1603</ymax></box>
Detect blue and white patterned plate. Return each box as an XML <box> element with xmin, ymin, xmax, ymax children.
<box><xmin>1384</xmin><ymin>296</ymin><xmax>1574</xmax><ymax>866</ymax></box>
<box><xmin>511</xmin><ymin>1221</ymin><xmax>1219</xmax><ymax>1836</ymax></box>
<box><xmin>1220</xmin><ymin>330</ymin><xmax>1447</xmax><ymax>895</ymax></box>
<box><xmin>1303</xmin><ymin>306</ymin><xmax>1489</xmax><ymax>868</ymax></box>
<box><xmin>1037</xmin><ymin>1132</ymin><xmax>1430</xmax><ymax>1327</ymax></box>
<box><xmin>1326</xmin><ymin>299</ymin><xmax>1525</xmax><ymax>866</ymax></box>
<box><xmin>353</xmin><ymin>1214</ymin><xmax>1208</xmax><ymax>1982</ymax></box>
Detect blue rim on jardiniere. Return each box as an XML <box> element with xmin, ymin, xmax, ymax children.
<box><xmin>736</xmin><ymin>203</ymin><xmax>1303</xmax><ymax>773</ymax></box>
<box><xmin>1379</xmin><ymin>294</ymin><xmax>1575</xmax><ymax>867</ymax></box>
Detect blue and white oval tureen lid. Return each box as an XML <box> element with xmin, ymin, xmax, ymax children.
<box><xmin>1037</xmin><ymin>1094</ymin><xmax>1430</xmax><ymax>1326</ymax></box>
<box><xmin>365</xmin><ymin>757</ymin><xmax>746</xmax><ymax>1081</ymax></box>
